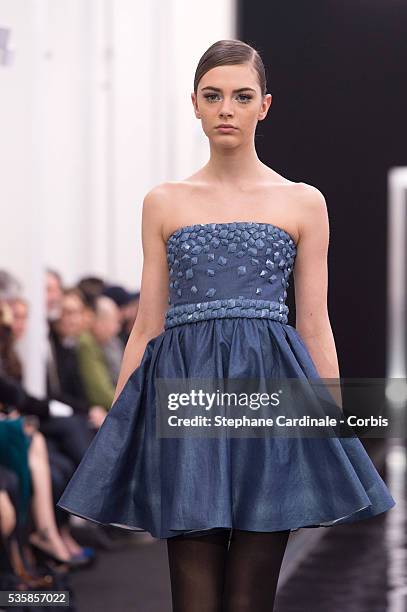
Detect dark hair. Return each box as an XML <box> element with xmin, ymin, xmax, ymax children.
<box><xmin>194</xmin><ymin>39</ymin><xmax>267</xmax><ymax>96</ymax></box>
<box><xmin>76</xmin><ymin>276</ymin><xmax>106</xmax><ymax>302</ymax></box>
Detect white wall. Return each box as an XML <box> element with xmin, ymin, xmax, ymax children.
<box><xmin>0</xmin><ymin>0</ymin><xmax>235</xmax><ymax>391</ymax></box>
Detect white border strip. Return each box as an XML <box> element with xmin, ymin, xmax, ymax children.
<box><xmin>386</xmin><ymin>166</ymin><xmax>407</xmax><ymax>611</ymax></box>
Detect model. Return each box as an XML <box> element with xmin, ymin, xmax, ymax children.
<box><xmin>57</xmin><ymin>39</ymin><xmax>396</xmax><ymax>611</ymax></box>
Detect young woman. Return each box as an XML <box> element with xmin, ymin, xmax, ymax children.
<box><xmin>58</xmin><ymin>39</ymin><xmax>395</xmax><ymax>610</ymax></box>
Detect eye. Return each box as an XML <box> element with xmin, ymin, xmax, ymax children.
<box><xmin>202</xmin><ymin>92</ymin><xmax>253</xmax><ymax>103</ymax></box>
<box><xmin>237</xmin><ymin>93</ymin><xmax>253</xmax><ymax>103</ymax></box>
<box><xmin>203</xmin><ymin>93</ymin><xmax>220</xmax><ymax>102</ymax></box>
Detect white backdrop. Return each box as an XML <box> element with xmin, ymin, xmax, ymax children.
<box><xmin>0</xmin><ymin>0</ymin><xmax>235</xmax><ymax>392</ymax></box>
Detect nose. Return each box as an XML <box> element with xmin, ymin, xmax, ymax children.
<box><xmin>219</xmin><ymin>98</ymin><xmax>234</xmax><ymax>118</ymax></box>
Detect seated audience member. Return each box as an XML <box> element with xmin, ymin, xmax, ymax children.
<box><xmin>48</xmin><ymin>287</ymin><xmax>112</xmax><ymax>430</ymax></box>
<box><xmin>46</xmin><ymin>269</ymin><xmax>63</xmax><ymax>323</ymax></box>
<box><xmin>102</xmin><ymin>284</ymin><xmax>140</xmax><ymax>351</ymax></box>
<box><xmin>77</xmin><ymin>295</ymin><xmax>121</xmax><ymax>412</ymax></box>
<box><xmin>0</xmin><ymin>295</ymin><xmax>94</xmax><ymax>567</ymax></box>
<box><xmin>47</xmin><ymin>288</ymin><xmax>92</xmax><ymax>414</ymax></box>
<box><xmin>0</xmin><ymin>411</ymin><xmax>92</xmax><ymax>571</ymax></box>
<box><xmin>9</xmin><ymin>296</ymin><xmax>29</xmax><ymax>366</ymax></box>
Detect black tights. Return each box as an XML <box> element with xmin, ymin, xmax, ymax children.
<box><xmin>166</xmin><ymin>528</ymin><xmax>290</xmax><ymax>612</ymax></box>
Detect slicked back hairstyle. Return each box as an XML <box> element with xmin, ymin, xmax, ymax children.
<box><xmin>194</xmin><ymin>39</ymin><xmax>267</xmax><ymax>96</ymax></box>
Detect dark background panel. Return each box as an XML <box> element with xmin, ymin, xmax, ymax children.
<box><xmin>238</xmin><ymin>0</ymin><xmax>407</xmax><ymax>376</ymax></box>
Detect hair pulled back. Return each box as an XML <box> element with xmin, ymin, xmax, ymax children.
<box><xmin>194</xmin><ymin>39</ymin><xmax>267</xmax><ymax>96</ymax></box>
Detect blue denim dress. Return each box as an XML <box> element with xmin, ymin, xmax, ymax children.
<box><xmin>57</xmin><ymin>221</ymin><xmax>396</xmax><ymax>539</ymax></box>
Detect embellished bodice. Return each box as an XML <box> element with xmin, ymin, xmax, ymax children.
<box><xmin>164</xmin><ymin>221</ymin><xmax>297</xmax><ymax>329</ymax></box>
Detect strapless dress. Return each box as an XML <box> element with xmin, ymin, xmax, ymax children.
<box><xmin>57</xmin><ymin>221</ymin><xmax>395</xmax><ymax>539</ymax></box>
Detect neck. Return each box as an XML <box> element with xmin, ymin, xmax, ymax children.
<box><xmin>203</xmin><ymin>140</ymin><xmax>266</xmax><ymax>185</ymax></box>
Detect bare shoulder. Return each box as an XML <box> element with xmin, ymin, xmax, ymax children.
<box><xmin>143</xmin><ymin>180</ymin><xmax>193</xmax><ymax>210</ymax></box>
<box><xmin>294</xmin><ymin>182</ymin><xmax>328</xmax><ymax>221</ymax></box>
<box><xmin>295</xmin><ymin>181</ymin><xmax>327</xmax><ymax>209</ymax></box>
<box><xmin>143</xmin><ymin>181</ymin><xmax>180</xmax><ymax>205</ymax></box>
<box><xmin>293</xmin><ymin>182</ymin><xmax>329</xmax><ymax>245</ymax></box>
<box><xmin>141</xmin><ymin>182</ymin><xmax>184</xmax><ymax>240</ymax></box>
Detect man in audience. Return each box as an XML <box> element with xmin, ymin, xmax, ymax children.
<box><xmin>47</xmin><ymin>288</ymin><xmax>91</xmax><ymax>415</ymax></box>
<box><xmin>46</xmin><ymin>269</ymin><xmax>63</xmax><ymax>322</ymax></box>
<box><xmin>77</xmin><ymin>295</ymin><xmax>121</xmax><ymax>420</ymax></box>
<box><xmin>102</xmin><ymin>285</ymin><xmax>140</xmax><ymax>345</ymax></box>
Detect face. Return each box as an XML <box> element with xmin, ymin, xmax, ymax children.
<box><xmin>46</xmin><ymin>272</ymin><xmax>63</xmax><ymax>320</ymax></box>
<box><xmin>93</xmin><ymin>301</ymin><xmax>121</xmax><ymax>343</ymax></box>
<box><xmin>0</xmin><ymin>300</ymin><xmax>14</xmax><ymax>328</ymax></box>
<box><xmin>57</xmin><ymin>294</ymin><xmax>85</xmax><ymax>338</ymax></box>
<box><xmin>0</xmin><ymin>301</ymin><xmax>14</xmax><ymax>344</ymax></box>
<box><xmin>191</xmin><ymin>62</ymin><xmax>272</xmax><ymax>147</ymax></box>
<box><xmin>11</xmin><ymin>300</ymin><xmax>28</xmax><ymax>340</ymax></box>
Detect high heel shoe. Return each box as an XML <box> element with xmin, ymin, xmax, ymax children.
<box><xmin>70</xmin><ymin>546</ymin><xmax>96</xmax><ymax>563</ymax></box>
<box><xmin>29</xmin><ymin>536</ymin><xmax>92</xmax><ymax>569</ymax></box>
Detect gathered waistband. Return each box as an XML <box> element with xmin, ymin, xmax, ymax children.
<box><xmin>164</xmin><ymin>297</ymin><xmax>289</xmax><ymax>329</ymax></box>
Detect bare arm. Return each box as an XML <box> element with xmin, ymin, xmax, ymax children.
<box><xmin>112</xmin><ymin>187</ymin><xmax>170</xmax><ymax>404</ymax></box>
<box><xmin>293</xmin><ymin>185</ymin><xmax>342</xmax><ymax>407</ymax></box>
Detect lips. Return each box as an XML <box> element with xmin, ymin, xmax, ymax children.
<box><xmin>216</xmin><ymin>125</ymin><xmax>237</xmax><ymax>132</ymax></box>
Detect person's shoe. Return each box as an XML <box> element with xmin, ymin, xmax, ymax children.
<box><xmin>30</xmin><ymin>542</ymin><xmax>92</xmax><ymax>570</ymax></box>
<box><xmin>70</xmin><ymin>546</ymin><xmax>96</xmax><ymax>563</ymax></box>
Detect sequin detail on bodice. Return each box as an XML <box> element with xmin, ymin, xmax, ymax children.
<box><xmin>164</xmin><ymin>221</ymin><xmax>297</xmax><ymax>329</ymax></box>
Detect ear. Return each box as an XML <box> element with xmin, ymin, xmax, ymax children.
<box><xmin>258</xmin><ymin>93</ymin><xmax>272</xmax><ymax>121</ymax></box>
<box><xmin>191</xmin><ymin>92</ymin><xmax>201</xmax><ymax>118</ymax></box>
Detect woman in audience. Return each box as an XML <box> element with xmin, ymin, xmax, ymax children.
<box><xmin>0</xmin><ymin>299</ymin><xmax>93</xmax><ymax>568</ymax></box>
<box><xmin>48</xmin><ymin>288</ymin><xmax>108</xmax><ymax>429</ymax></box>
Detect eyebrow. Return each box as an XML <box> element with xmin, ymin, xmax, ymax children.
<box><xmin>200</xmin><ymin>86</ymin><xmax>257</xmax><ymax>93</ymax></box>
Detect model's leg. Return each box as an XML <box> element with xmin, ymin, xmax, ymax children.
<box><xmin>222</xmin><ymin>529</ymin><xmax>290</xmax><ymax>612</ymax></box>
<box><xmin>166</xmin><ymin>529</ymin><xmax>230</xmax><ymax>612</ymax></box>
